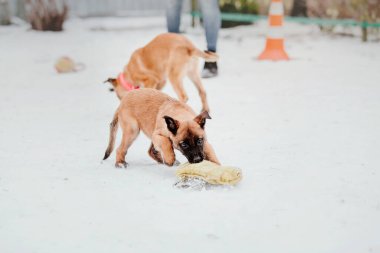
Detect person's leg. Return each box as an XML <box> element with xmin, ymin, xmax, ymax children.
<box><xmin>166</xmin><ymin>0</ymin><xmax>184</xmax><ymax>33</ymax></box>
<box><xmin>198</xmin><ymin>0</ymin><xmax>221</xmax><ymax>78</ymax></box>
<box><xmin>198</xmin><ymin>0</ymin><xmax>221</xmax><ymax>52</ymax></box>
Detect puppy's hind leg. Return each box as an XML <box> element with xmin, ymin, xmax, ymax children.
<box><xmin>115</xmin><ymin>117</ymin><xmax>139</xmax><ymax>168</ymax></box>
<box><xmin>187</xmin><ymin>59</ymin><xmax>210</xmax><ymax>112</ymax></box>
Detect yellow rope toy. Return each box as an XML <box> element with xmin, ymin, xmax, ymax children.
<box><xmin>175</xmin><ymin>160</ymin><xmax>242</xmax><ymax>187</ymax></box>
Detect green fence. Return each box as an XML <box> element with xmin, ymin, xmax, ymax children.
<box><xmin>191</xmin><ymin>11</ymin><xmax>380</xmax><ymax>28</ymax></box>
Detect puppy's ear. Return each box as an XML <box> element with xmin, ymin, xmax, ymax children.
<box><xmin>194</xmin><ymin>111</ymin><xmax>211</xmax><ymax>129</ymax></box>
<box><xmin>163</xmin><ymin>116</ymin><xmax>180</xmax><ymax>135</ymax></box>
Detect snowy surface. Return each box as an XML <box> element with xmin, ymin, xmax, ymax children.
<box><xmin>1</xmin><ymin>16</ymin><xmax>380</xmax><ymax>253</ymax></box>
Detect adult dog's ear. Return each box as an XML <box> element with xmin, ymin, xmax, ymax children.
<box><xmin>163</xmin><ymin>116</ymin><xmax>180</xmax><ymax>135</ymax></box>
<box><xmin>194</xmin><ymin>111</ymin><xmax>211</xmax><ymax>129</ymax></box>
<box><xmin>104</xmin><ymin>78</ymin><xmax>118</xmax><ymax>87</ymax></box>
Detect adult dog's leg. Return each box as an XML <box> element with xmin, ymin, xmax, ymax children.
<box><xmin>169</xmin><ymin>66</ymin><xmax>188</xmax><ymax>103</ymax></box>
<box><xmin>187</xmin><ymin>58</ymin><xmax>210</xmax><ymax>112</ymax></box>
<box><xmin>141</xmin><ymin>74</ymin><xmax>161</xmax><ymax>89</ymax></box>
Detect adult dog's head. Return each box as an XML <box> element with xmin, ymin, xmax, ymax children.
<box><xmin>163</xmin><ymin>111</ymin><xmax>211</xmax><ymax>164</ymax></box>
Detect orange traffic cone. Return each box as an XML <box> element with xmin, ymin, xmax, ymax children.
<box><xmin>258</xmin><ymin>0</ymin><xmax>289</xmax><ymax>61</ymax></box>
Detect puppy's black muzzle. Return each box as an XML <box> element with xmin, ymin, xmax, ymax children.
<box><xmin>189</xmin><ymin>154</ymin><xmax>204</xmax><ymax>164</ymax></box>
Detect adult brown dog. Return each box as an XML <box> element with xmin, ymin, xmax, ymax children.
<box><xmin>103</xmin><ymin>88</ymin><xmax>220</xmax><ymax>168</ymax></box>
<box><xmin>105</xmin><ymin>33</ymin><xmax>218</xmax><ymax>112</ymax></box>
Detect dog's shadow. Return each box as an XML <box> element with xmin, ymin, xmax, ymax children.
<box><xmin>117</xmin><ymin>159</ymin><xmax>179</xmax><ymax>181</ymax></box>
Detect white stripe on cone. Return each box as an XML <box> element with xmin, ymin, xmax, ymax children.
<box><xmin>269</xmin><ymin>2</ymin><xmax>284</xmax><ymax>15</ymax></box>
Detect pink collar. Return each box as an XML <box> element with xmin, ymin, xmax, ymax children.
<box><xmin>117</xmin><ymin>73</ymin><xmax>139</xmax><ymax>91</ymax></box>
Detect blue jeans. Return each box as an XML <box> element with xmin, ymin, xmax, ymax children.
<box><xmin>166</xmin><ymin>0</ymin><xmax>221</xmax><ymax>52</ymax></box>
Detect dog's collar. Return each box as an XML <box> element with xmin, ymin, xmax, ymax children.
<box><xmin>117</xmin><ymin>73</ymin><xmax>139</xmax><ymax>91</ymax></box>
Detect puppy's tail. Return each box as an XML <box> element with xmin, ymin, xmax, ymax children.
<box><xmin>192</xmin><ymin>48</ymin><xmax>219</xmax><ymax>62</ymax></box>
<box><xmin>103</xmin><ymin>110</ymin><xmax>119</xmax><ymax>160</ymax></box>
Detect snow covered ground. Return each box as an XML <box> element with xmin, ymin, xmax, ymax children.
<box><xmin>1</xmin><ymin>16</ymin><xmax>380</xmax><ymax>253</ymax></box>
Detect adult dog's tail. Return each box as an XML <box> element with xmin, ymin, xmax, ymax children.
<box><xmin>103</xmin><ymin>110</ymin><xmax>119</xmax><ymax>160</ymax></box>
<box><xmin>192</xmin><ymin>48</ymin><xmax>219</xmax><ymax>62</ymax></box>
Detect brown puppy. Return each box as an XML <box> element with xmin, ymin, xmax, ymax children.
<box><xmin>103</xmin><ymin>88</ymin><xmax>220</xmax><ymax>168</ymax></box>
<box><xmin>105</xmin><ymin>33</ymin><xmax>218</xmax><ymax>112</ymax></box>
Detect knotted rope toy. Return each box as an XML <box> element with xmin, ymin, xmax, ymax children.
<box><xmin>174</xmin><ymin>161</ymin><xmax>242</xmax><ymax>190</ymax></box>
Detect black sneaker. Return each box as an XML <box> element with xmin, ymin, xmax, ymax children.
<box><xmin>201</xmin><ymin>62</ymin><xmax>218</xmax><ymax>78</ymax></box>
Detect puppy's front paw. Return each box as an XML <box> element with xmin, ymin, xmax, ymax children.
<box><xmin>164</xmin><ymin>159</ymin><xmax>176</xmax><ymax>167</ymax></box>
<box><xmin>115</xmin><ymin>161</ymin><xmax>128</xmax><ymax>168</ymax></box>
